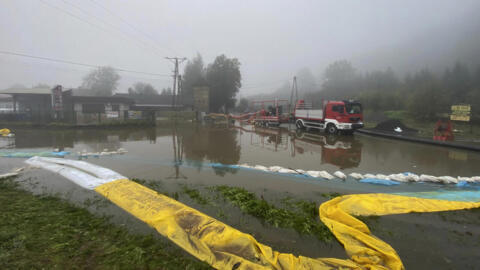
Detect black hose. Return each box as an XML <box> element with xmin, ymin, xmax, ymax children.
<box><xmin>356</xmin><ymin>129</ymin><xmax>480</xmax><ymax>152</ymax></box>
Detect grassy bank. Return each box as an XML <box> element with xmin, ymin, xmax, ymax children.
<box><xmin>214</xmin><ymin>186</ymin><xmax>335</xmax><ymax>242</ymax></box>
<box><xmin>0</xmin><ymin>177</ymin><xmax>210</xmax><ymax>269</ymax></box>
<box><xmin>134</xmin><ymin>178</ymin><xmax>338</xmax><ymax>243</ymax></box>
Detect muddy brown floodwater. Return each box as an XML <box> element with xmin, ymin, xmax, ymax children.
<box><xmin>1</xmin><ymin>123</ymin><xmax>480</xmax><ymax>269</ymax></box>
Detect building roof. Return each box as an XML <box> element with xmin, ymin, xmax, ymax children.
<box><xmin>66</xmin><ymin>95</ymin><xmax>134</xmax><ymax>104</ymax></box>
<box><xmin>0</xmin><ymin>87</ymin><xmax>53</xmax><ymax>95</ymax></box>
<box><xmin>114</xmin><ymin>93</ymin><xmax>176</xmax><ymax>105</ymax></box>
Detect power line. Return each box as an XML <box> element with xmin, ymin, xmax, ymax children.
<box><xmin>0</xmin><ymin>50</ymin><xmax>170</xmax><ymax>77</ymax></box>
<box><xmin>89</xmin><ymin>0</ymin><xmax>179</xmax><ymax>56</ymax></box>
<box><xmin>60</xmin><ymin>0</ymin><xmax>170</xmax><ymax>57</ymax></box>
<box><xmin>39</xmin><ymin>0</ymin><xmax>108</xmax><ymax>35</ymax></box>
<box><xmin>38</xmin><ymin>0</ymin><xmax>165</xmax><ymax>58</ymax></box>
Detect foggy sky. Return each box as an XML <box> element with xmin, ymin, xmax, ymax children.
<box><xmin>1</xmin><ymin>0</ymin><xmax>479</xmax><ymax>96</ymax></box>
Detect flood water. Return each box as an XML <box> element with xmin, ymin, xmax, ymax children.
<box><xmin>2</xmin><ymin>123</ymin><xmax>480</xmax><ymax>269</ymax></box>
<box><xmin>5</xmin><ymin>123</ymin><xmax>480</xmax><ymax>188</ymax></box>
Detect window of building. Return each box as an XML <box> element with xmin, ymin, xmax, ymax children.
<box><xmin>82</xmin><ymin>103</ymin><xmax>105</xmax><ymax>113</ymax></box>
<box><xmin>111</xmin><ymin>104</ymin><xmax>120</xmax><ymax>111</ymax></box>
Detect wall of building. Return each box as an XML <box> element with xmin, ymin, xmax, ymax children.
<box><xmin>73</xmin><ymin>102</ymin><xmax>129</xmax><ymax>125</ymax></box>
<box><xmin>193</xmin><ymin>87</ymin><xmax>210</xmax><ymax>113</ymax></box>
<box><xmin>0</xmin><ymin>100</ymin><xmax>13</xmax><ymax>112</ymax></box>
<box><xmin>17</xmin><ymin>94</ymin><xmax>52</xmax><ymax>123</ymax></box>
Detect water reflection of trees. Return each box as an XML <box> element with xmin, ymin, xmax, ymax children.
<box><xmin>13</xmin><ymin>129</ymin><xmax>75</xmax><ymax>149</ymax></box>
<box><xmin>181</xmin><ymin>126</ymin><xmax>241</xmax><ymax>176</ymax></box>
<box><xmin>13</xmin><ymin>128</ymin><xmax>158</xmax><ymax>150</ymax></box>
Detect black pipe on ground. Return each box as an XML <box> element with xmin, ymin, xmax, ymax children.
<box><xmin>356</xmin><ymin>129</ymin><xmax>480</xmax><ymax>152</ymax></box>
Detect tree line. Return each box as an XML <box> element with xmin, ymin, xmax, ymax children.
<box><xmin>79</xmin><ymin>66</ymin><xmax>172</xmax><ymax>97</ymax></box>
<box><xmin>303</xmin><ymin>60</ymin><xmax>480</xmax><ymax>121</ymax></box>
<box><xmin>182</xmin><ymin>54</ymin><xmax>241</xmax><ymax>113</ymax></box>
<box><xmin>8</xmin><ymin>53</ymin><xmax>242</xmax><ymax>113</ymax></box>
<box><xmin>58</xmin><ymin>53</ymin><xmax>241</xmax><ymax>113</ymax></box>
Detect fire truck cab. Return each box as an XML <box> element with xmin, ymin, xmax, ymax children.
<box><xmin>294</xmin><ymin>100</ymin><xmax>363</xmax><ymax>134</ymax></box>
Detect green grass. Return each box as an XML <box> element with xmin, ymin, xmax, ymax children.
<box><xmin>133</xmin><ymin>179</ymin><xmax>336</xmax><ymax>242</ymax></box>
<box><xmin>319</xmin><ymin>192</ymin><xmax>343</xmax><ymax>199</ymax></box>
<box><xmin>383</xmin><ymin>110</ymin><xmax>409</xmax><ymax>120</ymax></box>
<box><xmin>181</xmin><ymin>185</ymin><xmax>210</xmax><ymax>205</ymax></box>
<box><xmin>101</xmin><ymin>179</ymin><xmax>337</xmax><ymax>243</ymax></box>
<box><xmin>0</xmin><ymin>177</ymin><xmax>210</xmax><ymax>269</ymax></box>
<box><xmin>214</xmin><ymin>186</ymin><xmax>334</xmax><ymax>242</ymax></box>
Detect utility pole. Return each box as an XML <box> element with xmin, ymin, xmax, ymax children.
<box><xmin>165</xmin><ymin>57</ymin><xmax>187</xmax><ymax>109</ymax></box>
<box><xmin>289</xmin><ymin>76</ymin><xmax>298</xmax><ymax>114</ymax></box>
<box><xmin>177</xmin><ymin>75</ymin><xmax>182</xmax><ymax>109</ymax></box>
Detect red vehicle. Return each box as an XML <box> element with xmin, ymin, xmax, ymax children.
<box><xmin>433</xmin><ymin>119</ymin><xmax>454</xmax><ymax>141</ymax></box>
<box><xmin>251</xmin><ymin>99</ymin><xmax>290</xmax><ymax>127</ymax></box>
<box><xmin>294</xmin><ymin>100</ymin><xmax>363</xmax><ymax>134</ymax></box>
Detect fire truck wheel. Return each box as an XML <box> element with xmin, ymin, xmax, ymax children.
<box><xmin>326</xmin><ymin>124</ymin><xmax>338</xmax><ymax>134</ymax></box>
<box><xmin>296</xmin><ymin>120</ymin><xmax>305</xmax><ymax>130</ymax></box>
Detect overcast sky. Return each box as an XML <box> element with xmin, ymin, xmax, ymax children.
<box><xmin>1</xmin><ymin>0</ymin><xmax>479</xmax><ymax>96</ymax></box>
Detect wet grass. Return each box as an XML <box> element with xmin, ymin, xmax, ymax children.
<box><xmin>117</xmin><ymin>179</ymin><xmax>338</xmax><ymax>242</ymax></box>
<box><xmin>214</xmin><ymin>186</ymin><xmax>334</xmax><ymax>242</ymax></box>
<box><xmin>131</xmin><ymin>178</ymin><xmax>179</xmax><ymax>200</ymax></box>
<box><xmin>131</xmin><ymin>178</ymin><xmax>163</xmax><ymax>191</ymax></box>
<box><xmin>181</xmin><ymin>185</ymin><xmax>210</xmax><ymax>205</ymax></box>
<box><xmin>0</xmin><ymin>177</ymin><xmax>211</xmax><ymax>269</ymax></box>
<box><xmin>319</xmin><ymin>192</ymin><xmax>343</xmax><ymax>199</ymax></box>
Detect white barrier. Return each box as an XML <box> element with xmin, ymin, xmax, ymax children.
<box><xmin>77</xmin><ymin>148</ymin><xmax>128</xmax><ymax>158</ymax></box>
<box><xmin>235</xmin><ymin>163</ymin><xmax>480</xmax><ymax>185</ymax></box>
<box><xmin>25</xmin><ymin>157</ymin><xmax>125</xmax><ymax>189</ymax></box>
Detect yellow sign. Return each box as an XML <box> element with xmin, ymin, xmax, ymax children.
<box><xmin>451</xmin><ymin>110</ymin><xmax>471</xmax><ymax>116</ymax></box>
<box><xmin>450</xmin><ymin>115</ymin><xmax>470</xmax><ymax>121</ymax></box>
<box><xmin>451</xmin><ymin>105</ymin><xmax>471</xmax><ymax>112</ymax></box>
<box><xmin>450</xmin><ymin>104</ymin><xmax>471</xmax><ymax>122</ymax></box>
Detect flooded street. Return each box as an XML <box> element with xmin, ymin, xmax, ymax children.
<box><xmin>2</xmin><ymin>124</ymin><xmax>480</xmax><ymax>269</ymax></box>
<box><xmin>6</xmin><ymin>124</ymin><xmax>480</xmax><ymax>189</ymax></box>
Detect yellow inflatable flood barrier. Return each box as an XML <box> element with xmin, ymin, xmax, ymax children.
<box><xmin>96</xmin><ymin>180</ymin><xmax>480</xmax><ymax>270</ymax></box>
<box><xmin>0</xmin><ymin>128</ymin><xmax>11</xmax><ymax>137</ymax></box>
<box><xmin>25</xmin><ymin>157</ymin><xmax>480</xmax><ymax>270</ymax></box>
<box><xmin>95</xmin><ymin>179</ymin><xmax>359</xmax><ymax>269</ymax></box>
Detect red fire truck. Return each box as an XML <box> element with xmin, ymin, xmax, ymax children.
<box><xmin>294</xmin><ymin>100</ymin><xmax>364</xmax><ymax>134</ymax></box>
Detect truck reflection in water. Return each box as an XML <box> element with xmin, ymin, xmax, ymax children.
<box><xmin>291</xmin><ymin>130</ymin><xmax>362</xmax><ymax>169</ymax></box>
<box><xmin>243</xmin><ymin>125</ymin><xmax>362</xmax><ymax>169</ymax></box>
<box><xmin>248</xmin><ymin>126</ymin><xmax>289</xmax><ymax>152</ymax></box>
<box><xmin>11</xmin><ymin>128</ymin><xmax>158</xmax><ymax>151</ymax></box>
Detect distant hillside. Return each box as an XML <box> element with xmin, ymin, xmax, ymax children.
<box><xmin>247</xmin><ymin>11</ymin><xmax>480</xmax><ymax>101</ymax></box>
<box><xmin>351</xmin><ymin>13</ymin><xmax>480</xmax><ymax>76</ymax></box>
